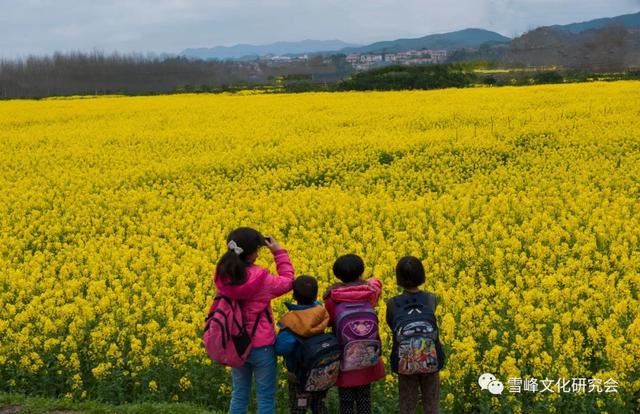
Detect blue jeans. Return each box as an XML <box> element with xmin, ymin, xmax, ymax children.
<box><xmin>230</xmin><ymin>345</ymin><xmax>277</xmax><ymax>414</ymax></box>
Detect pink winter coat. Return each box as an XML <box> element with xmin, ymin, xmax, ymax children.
<box><xmin>323</xmin><ymin>278</ymin><xmax>386</xmax><ymax>388</ymax></box>
<box><xmin>215</xmin><ymin>249</ymin><xmax>295</xmax><ymax>348</ymax></box>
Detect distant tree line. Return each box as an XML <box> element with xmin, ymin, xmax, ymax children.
<box><xmin>477</xmin><ymin>67</ymin><xmax>640</xmax><ymax>87</ymax></box>
<box><xmin>336</xmin><ymin>64</ymin><xmax>477</xmax><ymax>91</ymax></box>
<box><xmin>2</xmin><ymin>47</ymin><xmax>639</xmax><ymax>99</ymax></box>
<box><xmin>0</xmin><ymin>52</ymin><xmax>249</xmax><ymax>98</ymax></box>
<box><xmin>0</xmin><ymin>51</ymin><xmax>347</xmax><ymax>99</ymax></box>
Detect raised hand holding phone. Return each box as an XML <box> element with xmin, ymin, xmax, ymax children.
<box><xmin>263</xmin><ymin>235</ymin><xmax>281</xmax><ymax>252</ymax></box>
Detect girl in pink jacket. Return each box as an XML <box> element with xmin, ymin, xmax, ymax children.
<box><xmin>323</xmin><ymin>254</ymin><xmax>385</xmax><ymax>414</ymax></box>
<box><xmin>215</xmin><ymin>227</ymin><xmax>295</xmax><ymax>414</ymax></box>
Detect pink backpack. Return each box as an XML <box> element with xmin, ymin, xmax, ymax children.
<box><xmin>203</xmin><ymin>295</ymin><xmax>270</xmax><ymax>368</ymax></box>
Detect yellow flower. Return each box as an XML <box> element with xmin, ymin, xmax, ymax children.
<box><xmin>179</xmin><ymin>376</ymin><xmax>191</xmax><ymax>391</ymax></box>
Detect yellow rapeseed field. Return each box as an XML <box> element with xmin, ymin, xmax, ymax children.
<box><xmin>1</xmin><ymin>82</ymin><xmax>639</xmax><ymax>413</ymax></box>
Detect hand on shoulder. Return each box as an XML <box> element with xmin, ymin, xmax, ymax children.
<box><xmin>367</xmin><ymin>277</ymin><xmax>382</xmax><ymax>289</ymax></box>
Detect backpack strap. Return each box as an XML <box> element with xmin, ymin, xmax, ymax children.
<box><xmin>424</xmin><ymin>292</ymin><xmax>437</xmax><ymax>313</ymax></box>
<box><xmin>250</xmin><ymin>306</ymin><xmax>273</xmax><ymax>338</ymax></box>
<box><xmin>205</xmin><ymin>295</ymin><xmax>233</xmax><ymax>321</ymax></box>
<box><xmin>264</xmin><ymin>307</ymin><xmax>273</xmax><ymax>324</ymax></box>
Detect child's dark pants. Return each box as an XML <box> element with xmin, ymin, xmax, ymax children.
<box><xmin>398</xmin><ymin>371</ymin><xmax>440</xmax><ymax>414</ymax></box>
<box><xmin>287</xmin><ymin>376</ymin><xmax>328</xmax><ymax>414</ymax></box>
<box><xmin>338</xmin><ymin>384</ymin><xmax>371</xmax><ymax>414</ymax></box>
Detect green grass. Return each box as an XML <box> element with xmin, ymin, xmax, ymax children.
<box><xmin>0</xmin><ymin>393</ymin><xmax>221</xmax><ymax>414</ymax></box>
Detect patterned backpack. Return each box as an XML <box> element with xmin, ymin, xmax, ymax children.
<box><xmin>334</xmin><ymin>302</ymin><xmax>381</xmax><ymax>371</ymax></box>
<box><xmin>391</xmin><ymin>293</ymin><xmax>444</xmax><ymax>375</ymax></box>
<box><xmin>291</xmin><ymin>332</ymin><xmax>342</xmax><ymax>392</ymax></box>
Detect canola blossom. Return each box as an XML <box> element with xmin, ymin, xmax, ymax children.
<box><xmin>1</xmin><ymin>82</ymin><xmax>639</xmax><ymax>413</ymax></box>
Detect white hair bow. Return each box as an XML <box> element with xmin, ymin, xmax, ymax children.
<box><xmin>227</xmin><ymin>240</ymin><xmax>244</xmax><ymax>255</ymax></box>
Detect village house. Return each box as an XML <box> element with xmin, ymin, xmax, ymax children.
<box><xmin>347</xmin><ymin>49</ymin><xmax>448</xmax><ymax>70</ymax></box>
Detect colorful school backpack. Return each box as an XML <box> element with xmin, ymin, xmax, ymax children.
<box><xmin>334</xmin><ymin>302</ymin><xmax>382</xmax><ymax>371</ymax></box>
<box><xmin>292</xmin><ymin>332</ymin><xmax>342</xmax><ymax>392</ymax></box>
<box><xmin>392</xmin><ymin>294</ymin><xmax>444</xmax><ymax>375</ymax></box>
<box><xmin>203</xmin><ymin>295</ymin><xmax>270</xmax><ymax>368</ymax></box>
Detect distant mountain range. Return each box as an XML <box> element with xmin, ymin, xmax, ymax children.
<box><xmin>181</xmin><ymin>40</ymin><xmax>360</xmax><ymax>60</ymax></box>
<box><xmin>179</xmin><ymin>11</ymin><xmax>640</xmax><ymax>60</ymax></box>
<box><xmin>179</xmin><ymin>30</ymin><xmax>510</xmax><ymax>60</ymax></box>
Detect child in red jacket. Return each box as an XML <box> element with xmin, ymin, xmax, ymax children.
<box><xmin>323</xmin><ymin>254</ymin><xmax>385</xmax><ymax>414</ymax></box>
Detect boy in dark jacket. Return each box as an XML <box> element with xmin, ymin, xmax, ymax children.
<box><xmin>386</xmin><ymin>256</ymin><xmax>443</xmax><ymax>414</ymax></box>
<box><xmin>276</xmin><ymin>275</ymin><xmax>331</xmax><ymax>414</ymax></box>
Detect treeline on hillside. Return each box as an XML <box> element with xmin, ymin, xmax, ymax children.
<box><xmin>448</xmin><ymin>25</ymin><xmax>640</xmax><ymax>72</ymax></box>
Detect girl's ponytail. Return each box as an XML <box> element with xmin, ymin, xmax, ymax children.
<box><xmin>217</xmin><ymin>249</ymin><xmax>248</xmax><ymax>285</ymax></box>
<box><xmin>216</xmin><ymin>227</ymin><xmax>266</xmax><ymax>285</ymax></box>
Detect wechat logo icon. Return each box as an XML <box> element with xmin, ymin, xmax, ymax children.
<box><xmin>479</xmin><ymin>373</ymin><xmax>504</xmax><ymax>395</ymax></box>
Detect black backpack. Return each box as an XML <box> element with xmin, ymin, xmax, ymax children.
<box><xmin>391</xmin><ymin>293</ymin><xmax>445</xmax><ymax>375</ymax></box>
<box><xmin>291</xmin><ymin>332</ymin><xmax>342</xmax><ymax>392</ymax></box>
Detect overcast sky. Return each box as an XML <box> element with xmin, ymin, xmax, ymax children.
<box><xmin>1</xmin><ymin>0</ymin><xmax>639</xmax><ymax>58</ymax></box>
